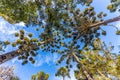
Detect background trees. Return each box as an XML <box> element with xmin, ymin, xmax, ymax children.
<box><xmin>0</xmin><ymin>0</ymin><xmax>120</xmax><ymax>80</ymax></box>
<box><xmin>55</xmin><ymin>67</ymin><xmax>70</xmax><ymax>80</ymax></box>
<box><xmin>31</xmin><ymin>71</ymin><xmax>49</xmax><ymax>80</ymax></box>
<box><xmin>0</xmin><ymin>66</ymin><xmax>20</xmax><ymax>80</ymax></box>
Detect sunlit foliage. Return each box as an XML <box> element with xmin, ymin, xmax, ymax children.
<box><xmin>107</xmin><ymin>0</ymin><xmax>120</xmax><ymax>12</ymax></box>
<box><xmin>0</xmin><ymin>0</ymin><xmax>120</xmax><ymax>80</ymax></box>
<box><xmin>31</xmin><ymin>71</ymin><xmax>49</xmax><ymax>80</ymax></box>
<box><xmin>55</xmin><ymin>67</ymin><xmax>70</xmax><ymax>80</ymax></box>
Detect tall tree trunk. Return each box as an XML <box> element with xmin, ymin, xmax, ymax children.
<box><xmin>71</xmin><ymin>51</ymin><xmax>93</xmax><ymax>80</ymax></box>
<box><xmin>0</xmin><ymin>40</ymin><xmax>50</xmax><ymax>64</ymax></box>
<box><xmin>0</xmin><ymin>16</ymin><xmax>120</xmax><ymax>65</ymax></box>
<box><xmin>0</xmin><ymin>49</ymin><xmax>21</xmax><ymax>64</ymax></box>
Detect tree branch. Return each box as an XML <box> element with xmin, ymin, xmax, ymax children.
<box><xmin>97</xmin><ymin>69</ymin><xmax>109</xmax><ymax>80</ymax></box>
<box><xmin>72</xmin><ymin>16</ymin><xmax>120</xmax><ymax>46</ymax></box>
<box><xmin>71</xmin><ymin>49</ymin><xmax>93</xmax><ymax>80</ymax></box>
<box><xmin>0</xmin><ymin>39</ymin><xmax>52</xmax><ymax>64</ymax></box>
<box><xmin>89</xmin><ymin>16</ymin><xmax>120</xmax><ymax>28</ymax></box>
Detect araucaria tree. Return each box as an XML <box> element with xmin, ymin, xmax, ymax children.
<box><xmin>0</xmin><ymin>66</ymin><xmax>20</xmax><ymax>80</ymax></box>
<box><xmin>31</xmin><ymin>71</ymin><xmax>49</xmax><ymax>80</ymax></box>
<box><xmin>55</xmin><ymin>67</ymin><xmax>70</xmax><ymax>80</ymax></box>
<box><xmin>0</xmin><ymin>0</ymin><xmax>120</xmax><ymax>80</ymax></box>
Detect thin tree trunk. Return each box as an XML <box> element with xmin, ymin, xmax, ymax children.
<box><xmin>71</xmin><ymin>51</ymin><xmax>93</xmax><ymax>80</ymax></box>
<box><xmin>0</xmin><ymin>49</ymin><xmax>21</xmax><ymax>64</ymax></box>
<box><xmin>89</xmin><ymin>16</ymin><xmax>120</xmax><ymax>28</ymax></box>
<box><xmin>97</xmin><ymin>69</ymin><xmax>109</xmax><ymax>80</ymax></box>
<box><xmin>78</xmin><ymin>16</ymin><xmax>120</xmax><ymax>32</ymax></box>
<box><xmin>0</xmin><ymin>40</ymin><xmax>51</xmax><ymax>64</ymax></box>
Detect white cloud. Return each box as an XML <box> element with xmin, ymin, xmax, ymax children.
<box><xmin>0</xmin><ymin>17</ymin><xmax>25</xmax><ymax>41</ymax></box>
<box><xmin>11</xmin><ymin>57</ymin><xmax>23</xmax><ymax>64</ymax></box>
<box><xmin>53</xmin><ymin>53</ymin><xmax>59</xmax><ymax>63</ymax></box>
<box><xmin>11</xmin><ymin>57</ymin><xmax>18</xmax><ymax>63</ymax></box>
<box><xmin>53</xmin><ymin>76</ymin><xmax>63</xmax><ymax>80</ymax></box>
<box><xmin>12</xmin><ymin>52</ymin><xmax>58</xmax><ymax>66</ymax></box>
<box><xmin>14</xmin><ymin>22</ymin><xmax>25</xmax><ymax>27</ymax></box>
<box><xmin>115</xmin><ymin>21</ymin><xmax>120</xmax><ymax>29</ymax></box>
<box><xmin>33</xmin><ymin>55</ymin><xmax>44</xmax><ymax>67</ymax></box>
<box><xmin>115</xmin><ymin>21</ymin><xmax>120</xmax><ymax>52</ymax></box>
<box><xmin>12</xmin><ymin>52</ymin><xmax>59</xmax><ymax>66</ymax></box>
<box><xmin>33</xmin><ymin>53</ymin><xmax>59</xmax><ymax>67</ymax></box>
<box><xmin>45</xmin><ymin>55</ymin><xmax>52</xmax><ymax>64</ymax></box>
<box><xmin>0</xmin><ymin>17</ymin><xmax>26</xmax><ymax>64</ymax></box>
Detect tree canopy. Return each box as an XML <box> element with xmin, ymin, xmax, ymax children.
<box><xmin>55</xmin><ymin>67</ymin><xmax>70</xmax><ymax>80</ymax></box>
<box><xmin>0</xmin><ymin>0</ymin><xmax>120</xmax><ymax>80</ymax></box>
<box><xmin>31</xmin><ymin>71</ymin><xmax>49</xmax><ymax>80</ymax></box>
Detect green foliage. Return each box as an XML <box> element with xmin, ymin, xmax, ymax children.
<box><xmin>0</xmin><ymin>0</ymin><xmax>120</xmax><ymax>80</ymax></box>
<box><xmin>0</xmin><ymin>41</ymin><xmax>10</xmax><ymax>52</ymax></box>
<box><xmin>31</xmin><ymin>71</ymin><xmax>49</xmax><ymax>80</ymax></box>
<box><xmin>10</xmin><ymin>76</ymin><xmax>20</xmax><ymax>80</ymax></box>
<box><xmin>116</xmin><ymin>30</ymin><xmax>120</xmax><ymax>35</ymax></box>
<box><xmin>12</xmin><ymin>42</ymin><xmax>17</xmax><ymax>47</ymax></box>
<box><xmin>0</xmin><ymin>0</ymin><xmax>37</xmax><ymax>23</ymax></box>
<box><xmin>13</xmin><ymin>30</ymin><xmax>39</xmax><ymax>65</ymax></box>
<box><xmin>107</xmin><ymin>0</ymin><xmax>120</xmax><ymax>12</ymax></box>
<box><xmin>15</xmin><ymin>33</ymin><xmax>19</xmax><ymax>37</ymax></box>
<box><xmin>4</xmin><ymin>40</ymin><xmax>10</xmax><ymax>45</ymax></box>
<box><xmin>74</xmin><ymin>45</ymin><xmax>117</xmax><ymax>80</ymax></box>
<box><xmin>55</xmin><ymin>67</ymin><xmax>70</xmax><ymax>80</ymax></box>
<box><xmin>74</xmin><ymin>70</ymin><xmax>86</xmax><ymax>80</ymax></box>
<box><xmin>102</xmin><ymin>30</ymin><xmax>106</xmax><ymax>36</ymax></box>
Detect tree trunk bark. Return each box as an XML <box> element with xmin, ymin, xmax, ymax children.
<box><xmin>0</xmin><ymin>40</ymin><xmax>51</xmax><ymax>65</ymax></box>
<box><xmin>89</xmin><ymin>16</ymin><xmax>120</xmax><ymax>28</ymax></box>
<box><xmin>71</xmin><ymin>51</ymin><xmax>93</xmax><ymax>80</ymax></box>
<box><xmin>78</xmin><ymin>16</ymin><xmax>120</xmax><ymax>30</ymax></box>
<box><xmin>0</xmin><ymin>49</ymin><xmax>21</xmax><ymax>64</ymax></box>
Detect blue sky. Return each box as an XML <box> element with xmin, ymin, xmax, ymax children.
<box><xmin>0</xmin><ymin>0</ymin><xmax>120</xmax><ymax>80</ymax></box>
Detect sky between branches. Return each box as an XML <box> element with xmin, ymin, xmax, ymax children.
<box><xmin>0</xmin><ymin>0</ymin><xmax>120</xmax><ymax>80</ymax></box>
